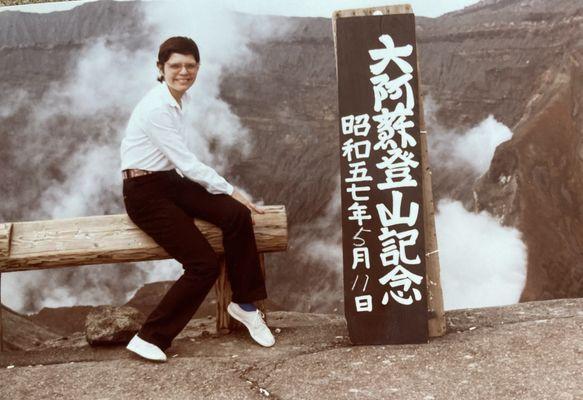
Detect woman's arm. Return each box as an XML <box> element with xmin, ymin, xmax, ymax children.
<box><xmin>231</xmin><ymin>189</ymin><xmax>265</xmax><ymax>216</ymax></box>
<box><xmin>144</xmin><ymin>107</ymin><xmax>234</xmax><ymax>195</ymax></box>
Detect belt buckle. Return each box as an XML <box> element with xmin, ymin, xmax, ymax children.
<box><xmin>123</xmin><ymin>169</ymin><xmax>155</xmax><ymax>180</ymax></box>
<box><xmin>123</xmin><ymin>169</ymin><xmax>140</xmax><ymax>180</ymax></box>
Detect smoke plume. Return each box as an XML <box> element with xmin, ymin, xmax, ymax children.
<box><xmin>0</xmin><ymin>1</ymin><xmax>285</xmax><ymax>314</ymax></box>
<box><xmin>292</xmin><ymin>97</ymin><xmax>527</xmax><ymax>312</ymax></box>
<box><xmin>428</xmin><ymin>97</ymin><xmax>528</xmax><ymax>309</ymax></box>
<box><xmin>435</xmin><ymin>200</ymin><xmax>527</xmax><ymax>310</ymax></box>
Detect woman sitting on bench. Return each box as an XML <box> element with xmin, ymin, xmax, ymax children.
<box><xmin>120</xmin><ymin>36</ymin><xmax>275</xmax><ymax>362</ymax></box>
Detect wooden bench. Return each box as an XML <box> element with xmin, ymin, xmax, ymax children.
<box><xmin>0</xmin><ymin>205</ymin><xmax>288</xmax><ymax>350</ymax></box>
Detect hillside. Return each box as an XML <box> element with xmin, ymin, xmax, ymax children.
<box><xmin>0</xmin><ymin>0</ymin><xmax>581</xmax><ymax>313</ymax></box>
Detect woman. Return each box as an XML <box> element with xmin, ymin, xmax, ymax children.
<box><xmin>121</xmin><ymin>36</ymin><xmax>274</xmax><ymax>362</ymax></box>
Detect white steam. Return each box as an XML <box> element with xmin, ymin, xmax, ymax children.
<box><xmin>435</xmin><ymin>200</ymin><xmax>527</xmax><ymax>310</ymax></box>
<box><xmin>427</xmin><ymin>97</ymin><xmax>527</xmax><ymax>310</ymax></box>
<box><xmin>426</xmin><ymin>97</ymin><xmax>513</xmax><ymax>176</ymax></box>
<box><xmin>3</xmin><ymin>267</ymin><xmax>134</xmax><ymax>312</ymax></box>
<box><xmin>1</xmin><ymin>1</ymin><xmax>286</xmax><ymax>314</ymax></box>
<box><xmin>294</xmin><ymin>98</ymin><xmax>526</xmax><ymax>312</ymax></box>
<box><xmin>297</xmin><ymin>186</ymin><xmax>528</xmax><ymax>312</ymax></box>
<box><xmin>297</xmin><ymin>178</ymin><xmax>343</xmax><ymax>312</ymax></box>
<box><xmin>37</xmin><ymin>144</ymin><xmax>120</xmax><ymax>219</ymax></box>
<box><xmin>0</xmin><ymin>88</ymin><xmax>28</xmax><ymax>119</ymax></box>
<box><xmin>451</xmin><ymin>116</ymin><xmax>513</xmax><ymax>173</ymax></box>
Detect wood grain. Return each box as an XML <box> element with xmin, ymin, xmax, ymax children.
<box><xmin>0</xmin><ymin>223</ymin><xmax>12</xmax><ymax>257</ymax></box>
<box><xmin>333</xmin><ymin>4</ymin><xmax>445</xmax><ymax>339</ymax></box>
<box><xmin>419</xmin><ymin>100</ymin><xmax>447</xmax><ymax>338</ymax></box>
<box><xmin>215</xmin><ymin>254</ymin><xmax>267</xmax><ymax>332</ymax></box>
<box><xmin>0</xmin><ymin>206</ymin><xmax>287</xmax><ymax>273</ymax></box>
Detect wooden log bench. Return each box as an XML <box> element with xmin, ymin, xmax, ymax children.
<box><xmin>0</xmin><ymin>205</ymin><xmax>288</xmax><ymax>351</ymax></box>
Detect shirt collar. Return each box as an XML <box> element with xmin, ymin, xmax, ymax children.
<box><xmin>161</xmin><ymin>80</ymin><xmax>190</xmax><ymax>110</ymax></box>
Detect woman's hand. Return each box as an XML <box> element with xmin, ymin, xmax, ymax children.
<box><xmin>231</xmin><ymin>189</ymin><xmax>265</xmax><ymax>223</ymax></box>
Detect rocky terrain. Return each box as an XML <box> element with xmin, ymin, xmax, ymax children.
<box><xmin>416</xmin><ymin>0</ymin><xmax>583</xmax><ymax>302</ymax></box>
<box><xmin>0</xmin><ymin>0</ymin><xmax>582</xmax><ymax>311</ymax></box>
<box><xmin>1</xmin><ymin>298</ymin><xmax>582</xmax><ymax>399</ymax></box>
<box><xmin>220</xmin><ymin>0</ymin><xmax>583</xmax><ymax>304</ymax></box>
<box><xmin>0</xmin><ymin>2</ymin><xmax>582</xmax><ymax>398</ymax></box>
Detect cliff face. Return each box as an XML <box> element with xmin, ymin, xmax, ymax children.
<box><xmin>0</xmin><ymin>0</ymin><xmax>581</xmax><ymax>311</ymax></box>
<box><xmin>0</xmin><ymin>1</ymin><xmax>144</xmax><ymax>87</ymax></box>
<box><xmin>415</xmin><ymin>0</ymin><xmax>583</xmax><ymax>300</ymax></box>
<box><xmin>222</xmin><ymin>1</ymin><xmax>583</xmax><ymax>303</ymax></box>
<box><xmin>418</xmin><ymin>0</ymin><xmax>583</xmax><ymax>128</ymax></box>
<box><xmin>474</xmin><ymin>64</ymin><xmax>583</xmax><ymax>300</ymax></box>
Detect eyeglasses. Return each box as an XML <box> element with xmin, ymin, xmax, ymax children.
<box><xmin>166</xmin><ymin>62</ymin><xmax>200</xmax><ymax>72</ymax></box>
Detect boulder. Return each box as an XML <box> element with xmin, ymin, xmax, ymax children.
<box><xmin>84</xmin><ymin>306</ymin><xmax>144</xmax><ymax>345</ymax></box>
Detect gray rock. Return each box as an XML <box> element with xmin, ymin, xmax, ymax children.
<box><xmin>1</xmin><ymin>299</ymin><xmax>582</xmax><ymax>400</ymax></box>
<box><xmin>84</xmin><ymin>306</ymin><xmax>144</xmax><ymax>346</ymax></box>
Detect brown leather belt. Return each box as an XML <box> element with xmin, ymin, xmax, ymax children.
<box><xmin>122</xmin><ymin>169</ymin><xmax>155</xmax><ymax>180</ymax></box>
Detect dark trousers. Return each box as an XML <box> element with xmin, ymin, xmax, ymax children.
<box><xmin>122</xmin><ymin>169</ymin><xmax>267</xmax><ymax>351</ymax></box>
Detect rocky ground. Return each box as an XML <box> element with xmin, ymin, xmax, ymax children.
<box><xmin>0</xmin><ymin>298</ymin><xmax>581</xmax><ymax>400</ymax></box>
<box><xmin>1</xmin><ymin>0</ymin><xmax>582</xmax><ymax>317</ymax></box>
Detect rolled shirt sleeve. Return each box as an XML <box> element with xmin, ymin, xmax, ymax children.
<box><xmin>145</xmin><ymin>107</ymin><xmax>234</xmax><ymax>195</ymax></box>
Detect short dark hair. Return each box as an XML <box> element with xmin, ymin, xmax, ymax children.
<box><xmin>157</xmin><ymin>36</ymin><xmax>200</xmax><ymax>82</ymax></box>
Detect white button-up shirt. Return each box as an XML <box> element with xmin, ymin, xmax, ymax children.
<box><xmin>120</xmin><ymin>81</ymin><xmax>234</xmax><ymax>195</ymax></box>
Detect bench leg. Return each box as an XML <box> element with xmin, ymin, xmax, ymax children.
<box><xmin>215</xmin><ymin>254</ymin><xmax>267</xmax><ymax>333</ymax></box>
<box><xmin>215</xmin><ymin>255</ymin><xmax>232</xmax><ymax>333</ymax></box>
<box><xmin>0</xmin><ymin>272</ymin><xmax>3</xmax><ymax>352</ymax></box>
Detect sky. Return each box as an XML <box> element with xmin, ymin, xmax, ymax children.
<box><xmin>0</xmin><ymin>0</ymin><xmax>482</xmax><ymax>18</ymax></box>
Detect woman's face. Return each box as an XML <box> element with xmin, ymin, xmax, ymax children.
<box><xmin>158</xmin><ymin>52</ymin><xmax>199</xmax><ymax>97</ymax></box>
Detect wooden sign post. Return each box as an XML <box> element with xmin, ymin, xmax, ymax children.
<box><xmin>334</xmin><ymin>5</ymin><xmax>443</xmax><ymax>344</ymax></box>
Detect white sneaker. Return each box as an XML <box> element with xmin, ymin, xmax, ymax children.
<box><xmin>126</xmin><ymin>333</ymin><xmax>167</xmax><ymax>362</ymax></box>
<box><xmin>227</xmin><ymin>303</ymin><xmax>275</xmax><ymax>347</ymax></box>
